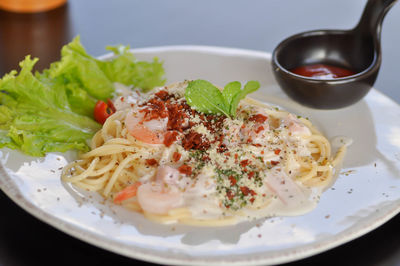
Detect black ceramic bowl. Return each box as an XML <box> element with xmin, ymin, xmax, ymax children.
<box><xmin>271</xmin><ymin>29</ymin><xmax>381</xmax><ymax>109</ymax></box>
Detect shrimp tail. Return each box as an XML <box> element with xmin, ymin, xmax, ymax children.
<box><xmin>113</xmin><ymin>182</ymin><xmax>142</xmax><ymax>203</ymax></box>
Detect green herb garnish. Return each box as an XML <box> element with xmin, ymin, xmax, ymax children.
<box><xmin>185</xmin><ymin>79</ymin><xmax>260</xmax><ymax>117</ymax></box>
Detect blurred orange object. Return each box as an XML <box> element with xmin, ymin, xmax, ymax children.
<box><xmin>0</xmin><ymin>0</ymin><xmax>67</xmax><ymax>13</ymax></box>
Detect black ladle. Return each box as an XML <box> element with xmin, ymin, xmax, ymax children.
<box><xmin>272</xmin><ymin>0</ymin><xmax>398</xmax><ymax>109</ymax></box>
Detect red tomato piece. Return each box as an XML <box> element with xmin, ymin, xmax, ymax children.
<box><xmin>94</xmin><ymin>99</ymin><xmax>116</xmax><ymax>124</ymax></box>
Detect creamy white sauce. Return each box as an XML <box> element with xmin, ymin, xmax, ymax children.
<box><xmin>331</xmin><ymin>136</ymin><xmax>353</xmax><ymax>149</ymax></box>
<box><xmin>181</xmin><ymin>168</ymin><xmax>322</xmax><ymax>221</ymax></box>
<box><xmin>116</xmin><ymin>81</ymin><xmax>347</xmax><ymax>224</ymax></box>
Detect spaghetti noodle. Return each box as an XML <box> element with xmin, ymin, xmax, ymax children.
<box><xmin>62</xmin><ymin>80</ymin><xmax>347</xmax><ymax>225</ymax></box>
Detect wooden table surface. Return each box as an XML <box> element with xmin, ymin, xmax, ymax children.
<box><xmin>0</xmin><ymin>0</ymin><xmax>399</xmax><ymax>265</ymax></box>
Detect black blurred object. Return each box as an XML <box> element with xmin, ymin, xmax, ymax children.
<box><xmin>272</xmin><ymin>0</ymin><xmax>397</xmax><ymax>109</ymax></box>
<box><xmin>0</xmin><ymin>3</ymin><xmax>71</xmax><ymax>75</ymax></box>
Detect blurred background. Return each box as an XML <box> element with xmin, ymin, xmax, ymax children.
<box><xmin>0</xmin><ymin>0</ymin><xmax>399</xmax><ymax>265</ymax></box>
<box><xmin>1</xmin><ymin>0</ymin><xmax>399</xmax><ymax>102</ymax></box>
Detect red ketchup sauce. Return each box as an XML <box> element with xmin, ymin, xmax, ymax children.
<box><xmin>290</xmin><ymin>64</ymin><xmax>355</xmax><ymax>79</ymax></box>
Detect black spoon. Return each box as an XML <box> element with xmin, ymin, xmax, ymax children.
<box><xmin>272</xmin><ymin>0</ymin><xmax>398</xmax><ymax>109</ymax></box>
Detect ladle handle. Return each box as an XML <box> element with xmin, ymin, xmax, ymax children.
<box><xmin>355</xmin><ymin>0</ymin><xmax>398</xmax><ymax>39</ymax></box>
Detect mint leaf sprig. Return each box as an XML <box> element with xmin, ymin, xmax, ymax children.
<box><xmin>185</xmin><ymin>79</ymin><xmax>260</xmax><ymax>118</ymax></box>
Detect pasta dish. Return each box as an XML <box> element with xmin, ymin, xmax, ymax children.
<box><xmin>62</xmin><ymin>80</ymin><xmax>346</xmax><ymax>226</ymax></box>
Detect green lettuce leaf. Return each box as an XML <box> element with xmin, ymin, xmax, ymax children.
<box><xmin>0</xmin><ymin>56</ymin><xmax>100</xmax><ymax>156</ymax></box>
<box><xmin>43</xmin><ymin>36</ymin><xmax>165</xmax><ymax>113</ymax></box>
<box><xmin>97</xmin><ymin>45</ymin><xmax>165</xmax><ymax>92</ymax></box>
<box><xmin>0</xmin><ymin>36</ymin><xmax>166</xmax><ymax>156</ymax></box>
<box><xmin>45</xmin><ymin>36</ymin><xmax>116</xmax><ymax>101</ymax></box>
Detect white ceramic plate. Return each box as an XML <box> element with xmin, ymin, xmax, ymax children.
<box><xmin>1</xmin><ymin>46</ymin><xmax>400</xmax><ymax>266</ymax></box>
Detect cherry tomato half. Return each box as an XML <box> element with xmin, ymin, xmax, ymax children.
<box><xmin>94</xmin><ymin>99</ymin><xmax>116</xmax><ymax>124</ymax></box>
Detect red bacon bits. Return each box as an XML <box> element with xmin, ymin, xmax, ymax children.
<box><xmin>155</xmin><ymin>90</ymin><xmax>170</xmax><ymax>101</ymax></box>
<box><xmin>240</xmin><ymin>186</ymin><xmax>257</xmax><ymax>196</ymax></box>
<box><xmin>226</xmin><ymin>190</ymin><xmax>235</xmax><ymax>200</ymax></box>
<box><xmin>163</xmin><ymin>131</ymin><xmax>179</xmax><ymax>147</ymax></box>
<box><xmin>213</xmin><ymin>134</ymin><xmax>227</xmax><ymax>153</ymax></box>
<box><xmin>182</xmin><ymin>131</ymin><xmax>210</xmax><ymax>151</ymax></box>
<box><xmin>172</xmin><ymin>152</ymin><xmax>181</xmax><ymax>162</ymax></box>
<box><xmin>136</xmin><ymin>92</ymin><xmax>231</xmax><ymax>152</ymax></box>
<box><xmin>145</xmin><ymin>159</ymin><xmax>158</xmax><ymax>166</ymax></box>
<box><xmin>229</xmin><ymin>176</ymin><xmax>237</xmax><ymax>186</ymax></box>
<box><xmin>249</xmin><ymin>114</ymin><xmax>268</xmax><ymax>123</ymax></box>
<box><xmin>248</xmin><ymin>171</ymin><xmax>255</xmax><ymax>179</ymax></box>
<box><xmin>217</xmin><ymin>143</ymin><xmax>228</xmax><ymax>153</ymax></box>
<box><xmin>202</xmin><ymin>155</ymin><xmax>211</xmax><ymax>162</ymax></box>
<box><xmin>240</xmin><ymin>159</ymin><xmax>250</xmax><ymax>168</ymax></box>
<box><xmin>240</xmin><ymin>186</ymin><xmax>250</xmax><ymax>196</ymax></box>
<box><xmin>139</xmin><ymin>91</ymin><xmax>193</xmax><ymax>134</ymax></box>
<box><xmin>140</xmin><ymin>98</ymin><xmax>168</xmax><ymax>121</ymax></box>
<box><xmin>166</xmin><ymin>103</ymin><xmax>187</xmax><ymax>132</ymax></box>
<box><xmin>274</xmin><ymin>149</ymin><xmax>281</xmax><ymax>155</ymax></box>
<box><xmin>178</xmin><ymin>164</ymin><xmax>192</xmax><ymax>175</ymax></box>
<box><xmin>271</xmin><ymin>160</ymin><xmax>280</xmax><ymax>166</ymax></box>
<box><xmin>255</xmin><ymin>125</ymin><xmax>264</xmax><ymax>134</ymax></box>
<box><xmin>202</xmin><ymin>115</ymin><xmax>226</xmax><ymax>133</ymax></box>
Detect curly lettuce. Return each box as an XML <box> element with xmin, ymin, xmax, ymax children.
<box><xmin>0</xmin><ymin>36</ymin><xmax>165</xmax><ymax>156</ymax></box>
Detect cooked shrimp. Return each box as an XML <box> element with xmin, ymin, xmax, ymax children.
<box><xmin>284</xmin><ymin>114</ymin><xmax>311</xmax><ymax>136</ymax></box>
<box><xmin>137</xmin><ymin>165</ymin><xmax>184</xmax><ymax>214</ymax></box>
<box><xmin>137</xmin><ymin>183</ymin><xmax>183</xmax><ymax>214</ymax></box>
<box><xmin>125</xmin><ymin>108</ymin><xmax>168</xmax><ymax>144</ymax></box>
<box><xmin>222</xmin><ymin>120</ymin><xmax>243</xmax><ymax>146</ymax></box>
<box><xmin>247</xmin><ymin>124</ymin><xmax>269</xmax><ymax>144</ymax></box>
<box><xmin>113</xmin><ymin>182</ymin><xmax>141</xmax><ymax>203</ymax></box>
<box><xmin>246</xmin><ymin>110</ymin><xmax>270</xmax><ymax>144</ymax></box>
<box><xmin>156</xmin><ymin>165</ymin><xmax>180</xmax><ymax>185</ymax></box>
<box><xmin>224</xmin><ymin>108</ymin><xmax>270</xmax><ymax>145</ymax></box>
<box><xmin>265</xmin><ymin>170</ymin><xmax>306</xmax><ymax>207</ymax></box>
